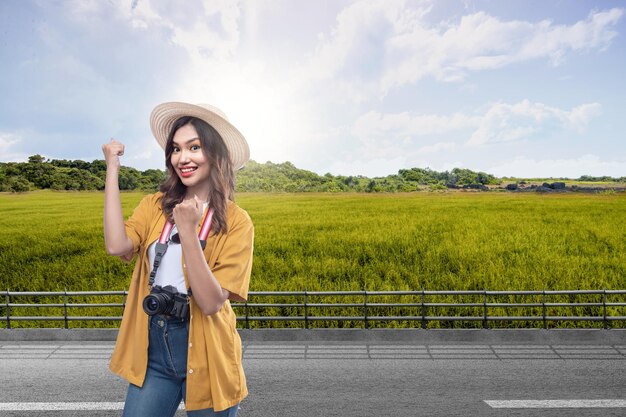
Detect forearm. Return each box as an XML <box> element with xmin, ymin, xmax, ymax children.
<box><xmin>103</xmin><ymin>168</ymin><xmax>133</xmax><ymax>256</ymax></box>
<box><xmin>179</xmin><ymin>232</ymin><xmax>228</xmax><ymax>315</ymax></box>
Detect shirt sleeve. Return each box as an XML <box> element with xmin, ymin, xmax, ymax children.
<box><xmin>119</xmin><ymin>193</ymin><xmax>156</xmax><ymax>263</ymax></box>
<box><xmin>211</xmin><ymin>210</ymin><xmax>254</xmax><ymax>302</ymax></box>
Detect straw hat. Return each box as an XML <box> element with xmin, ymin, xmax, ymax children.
<box><xmin>150</xmin><ymin>102</ymin><xmax>250</xmax><ymax>170</ymax></box>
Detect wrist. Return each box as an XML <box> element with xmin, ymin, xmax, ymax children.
<box><xmin>176</xmin><ymin>225</ymin><xmax>197</xmax><ymax>239</ymax></box>
<box><xmin>106</xmin><ymin>165</ymin><xmax>120</xmax><ymax>174</ymax></box>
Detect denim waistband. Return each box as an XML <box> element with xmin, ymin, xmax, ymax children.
<box><xmin>150</xmin><ymin>314</ymin><xmax>189</xmax><ymax>324</ymax></box>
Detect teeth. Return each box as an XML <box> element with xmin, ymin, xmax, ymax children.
<box><xmin>181</xmin><ymin>167</ymin><xmax>196</xmax><ymax>173</ymax></box>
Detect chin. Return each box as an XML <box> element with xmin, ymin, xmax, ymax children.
<box><xmin>179</xmin><ymin>177</ymin><xmax>194</xmax><ymax>187</ymax></box>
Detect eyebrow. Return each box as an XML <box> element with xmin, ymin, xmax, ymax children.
<box><xmin>172</xmin><ymin>137</ymin><xmax>201</xmax><ymax>146</ymax></box>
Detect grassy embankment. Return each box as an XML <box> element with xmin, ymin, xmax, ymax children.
<box><xmin>1</xmin><ymin>190</ymin><xmax>625</xmax><ymax>328</ymax></box>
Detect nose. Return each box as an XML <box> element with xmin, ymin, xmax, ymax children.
<box><xmin>179</xmin><ymin>149</ymin><xmax>191</xmax><ymax>164</ymax></box>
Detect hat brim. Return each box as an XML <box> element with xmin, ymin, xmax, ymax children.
<box><xmin>150</xmin><ymin>102</ymin><xmax>250</xmax><ymax>170</ymax></box>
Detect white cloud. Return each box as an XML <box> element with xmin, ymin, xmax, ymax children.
<box><xmin>416</xmin><ymin>141</ymin><xmax>457</xmax><ymax>154</ymax></box>
<box><xmin>0</xmin><ymin>132</ymin><xmax>28</xmax><ymax>162</ymax></box>
<box><xmin>353</xmin><ymin>110</ymin><xmax>479</xmax><ymax>141</ymax></box>
<box><xmin>308</xmin><ymin>0</ymin><xmax>413</xmax><ymax>79</ymax></box>
<box><xmin>58</xmin><ymin>0</ymin><xmax>244</xmax><ymax>96</ymax></box>
<box><xmin>129</xmin><ymin>140</ymin><xmax>157</xmax><ymax>162</ymax></box>
<box><xmin>0</xmin><ymin>132</ymin><xmax>20</xmax><ymax>152</ymax></box>
<box><xmin>488</xmin><ymin>155</ymin><xmax>626</xmax><ymax>178</ymax></box>
<box><xmin>383</xmin><ymin>8</ymin><xmax>623</xmax><ymax>91</ymax></box>
<box><xmin>567</xmin><ymin>103</ymin><xmax>603</xmax><ymax>132</ymax></box>
<box><xmin>351</xmin><ymin>100</ymin><xmax>601</xmax><ymax>156</ymax></box>
<box><xmin>467</xmin><ymin>100</ymin><xmax>602</xmax><ymax>146</ymax></box>
<box><xmin>302</xmin><ymin>1</ymin><xmax>623</xmax><ymax>95</ymax></box>
<box><xmin>165</xmin><ymin>1</ymin><xmax>241</xmax><ymax>62</ymax></box>
<box><xmin>297</xmin><ymin>0</ymin><xmax>432</xmax><ymax>102</ymax></box>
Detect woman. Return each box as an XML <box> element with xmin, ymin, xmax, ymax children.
<box><xmin>102</xmin><ymin>102</ymin><xmax>253</xmax><ymax>416</ymax></box>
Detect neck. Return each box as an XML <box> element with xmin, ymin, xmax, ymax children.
<box><xmin>185</xmin><ymin>186</ymin><xmax>209</xmax><ymax>203</ymax></box>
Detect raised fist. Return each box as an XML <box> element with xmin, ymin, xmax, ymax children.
<box><xmin>102</xmin><ymin>139</ymin><xmax>125</xmax><ymax>169</ymax></box>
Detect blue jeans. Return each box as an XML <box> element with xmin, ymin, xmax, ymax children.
<box><xmin>122</xmin><ymin>315</ymin><xmax>239</xmax><ymax>417</ymax></box>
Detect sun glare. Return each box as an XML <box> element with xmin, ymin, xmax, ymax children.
<box><xmin>211</xmin><ymin>78</ymin><xmax>307</xmax><ymax>165</ymax></box>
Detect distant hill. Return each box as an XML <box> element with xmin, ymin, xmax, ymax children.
<box><xmin>0</xmin><ymin>155</ymin><xmax>624</xmax><ymax>193</ymax></box>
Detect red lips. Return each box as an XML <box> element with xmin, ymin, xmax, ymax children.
<box><xmin>178</xmin><ymin>167</ymin><xmax>197</xmax><ymax>178</ymax></box>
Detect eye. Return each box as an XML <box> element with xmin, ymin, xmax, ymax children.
<box><xmin>190</xmin><ymin>145</ymin><xmax>201</xmax><ymax>151</ymax></box>
<box><xmin>172</xmin><ymin>146</ymin><xmax>180</xmax><ymax>153</ymax></box>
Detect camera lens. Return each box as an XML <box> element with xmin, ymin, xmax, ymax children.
<box><xmin>142</xmin><ymin>285</ymin><xmax>182</xmax><ymax>317</ymax></box>
<box><xmin>144</xmin><ymin>297</ymin><xmax>159</xmax><ymax>313</ymax></box>
<box><xmin>143</xmin><ymin>293</ymin><xmax>170</xmax><ymax>315</ymax></box>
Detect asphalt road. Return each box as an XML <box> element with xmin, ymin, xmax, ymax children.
<box><xmin>1</xmin><ymin>341</ymin><xmax>626</xmax><ymax>417</ymax></box>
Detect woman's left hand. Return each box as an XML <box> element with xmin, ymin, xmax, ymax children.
<box><xmin>173</xmin><ymin>195</ymin><xmax>204</xmax><ymax>237</ymax></box>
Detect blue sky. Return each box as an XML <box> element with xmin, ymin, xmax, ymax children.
<box><xmin>1</xmin><ymin>0</ymin><xmax>625</xmax><ymax>178</ymax></box>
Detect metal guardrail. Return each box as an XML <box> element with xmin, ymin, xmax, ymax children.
<box><xmin>2</xmin><ymin>290</ymin><xmax>626</xmax><ymax>329</ymax></box>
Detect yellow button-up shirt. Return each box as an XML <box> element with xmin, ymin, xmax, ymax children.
<box><xmin>109</xmin><ymin>192</ymin><xmax>253</xmax><ymax>411</ymax></box>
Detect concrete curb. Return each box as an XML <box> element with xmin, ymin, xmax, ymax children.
<box><xmin>0</xmin><ymin>329</ymin><xmax>119</xmax><ymax>342</ymax></box>
<box><xmin>2</xmin><ymin>328</ymin><xmax>626</xmax><ymax>343</ymax></box>
<box><xmin>239</xmin><ymin>329</ymin><xmax>626</xmax><ymax>343</ymax></box>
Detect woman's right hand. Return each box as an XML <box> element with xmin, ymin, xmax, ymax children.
<box><xmin>102</xmin><ymin>139</ymin><xmax>125</xmax><ymax>170</ymax></box>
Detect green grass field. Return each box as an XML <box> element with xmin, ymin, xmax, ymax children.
<box><xmin>1</xmin><ymin>190</ymin><xmax>625</xmax><ymax>328</ymax></box>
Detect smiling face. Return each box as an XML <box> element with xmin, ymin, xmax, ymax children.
<box><xmin>170</xmin><ymin>123</ymin><xmax>211</xmax><ymax>199</ymax></box>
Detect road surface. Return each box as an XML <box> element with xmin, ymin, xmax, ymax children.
<box><xmin>1</xmin><ymin>341</ymin><xmax>625</xmax><ymax>416</ymax></box>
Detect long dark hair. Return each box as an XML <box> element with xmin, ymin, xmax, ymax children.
<box><xmin>159</xmin><ymin>116</ymin><xmax>235</xmax><ymax>235</ymax></box>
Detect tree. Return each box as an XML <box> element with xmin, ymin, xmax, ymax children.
<box><xmin>8</xmin><ymin>176</ymin><xmax>31</xmax><ymax>192</ymax></box>
<box><xmin>138</xmin><ymin>169</ymin><xmax>167</xmax><ymax>191</ymax></box>
<box><xmin>28</xmin><ymin>155</ymin><xmax>45</xmax><ymax>164</ymax></box>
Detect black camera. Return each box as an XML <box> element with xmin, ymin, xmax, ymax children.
<box><xmin>142</xmin><ymin>285</ymin><xmax>190</xmax><ymax>320</ymax></box>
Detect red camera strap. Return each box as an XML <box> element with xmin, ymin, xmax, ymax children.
<box><xmin>158</xmin><ymin>207</ymin><xmax>214</xmax><ymax>244</ymax></box>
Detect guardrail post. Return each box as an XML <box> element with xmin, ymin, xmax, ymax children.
<box><xmin>5</xmin><ymin>290</ymin><xmax>10</xmax><ymax>330</ymax></box>
<box><xmin>304</xmin><ymin>289</ymin><xmax>308</xmax><ymax>330</ymax></box>
<box><xmin>122</xmin><ymin>288</ymin><xmax>127</xmax><ymax>311</ymax></box>
<box><xmin>542</xmin><ymin>290</ymin><xmax>547</xmax><ymax>330</ymax></box>
<box><xmin>364</xmin><ymin>290</ymin><xmax>369</xmax><ymax>329</ymax></box>
<box><xmin>483</xmin><ymin>290</ymin><xmax>488</xmax><ymax>329</ymax></box>
<box><xmin>63</xmin><ymin>288</ymin><xmax>69</xmax><ymax>329</ymax></box>
<box><xmin>421</xmin><ymin>288</ymin><xmax>426</xmax><ymax>329</ymax></box>
<box><xmin>244</xmin><ymin>298</ymin><xmax>249</xmax><ymax>329</ymax></box>
<box><xmin>603</xmin><ymin>288</ymin><xmax>608</xmax><ymax>330</ymax></box>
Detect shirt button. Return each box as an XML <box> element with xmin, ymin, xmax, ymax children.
<box><xmin>189</xmin><ymin>343</ymin><xmax>193</xmax><ymax>348</ymax></box>
<box><xmin>189</xmin><ymin>369</ymin><xmax>194</xmax><ymax>374</ymax></box>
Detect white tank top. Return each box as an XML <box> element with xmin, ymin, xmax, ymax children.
<box><xmin>147</xmin><ymin>224</ymin><xmax>187</xmax><ymax>295</ymax></box>
<box><xmin>147</xmin><ymin>202</ymin><xmax>209</xmax><ymax>295</ymax></box>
